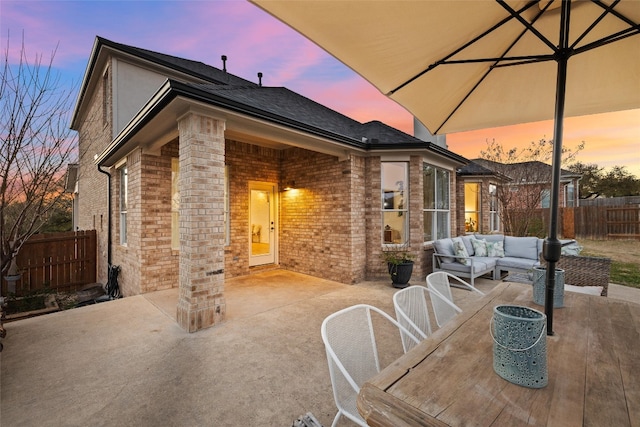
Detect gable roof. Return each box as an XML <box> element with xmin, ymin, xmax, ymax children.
<box><xmin>78</xmin><ymin>37</ymin><xmax>469</xmax><ymax>165</ymax></box>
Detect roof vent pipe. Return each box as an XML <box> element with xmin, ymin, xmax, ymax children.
<box><xmin>257</xmin><ymin>72</ymin><xmax>263</xmax><ymax>86</ymax></box>
<box><xmin>221</xmin><ymin>55</ymin><xmax>227</xmax><ymax>72</ymax></box>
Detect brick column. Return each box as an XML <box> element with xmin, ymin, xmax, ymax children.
<box><xmin>176</xmin><ymin>112</ymin><xmax>226</xmax><ymax>332</ymax></box>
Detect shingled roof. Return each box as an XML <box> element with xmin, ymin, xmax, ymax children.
<box><xmin>81</xmin><ymin>37</ymin><xmax>468</xmax><ymax>164</ymax></box>
<box><xmin>96</xmin><ymin>37</ymin><xmax>258</xmax><ymax>87</ymax></box>
<box><xmin>181</xmin><ymin>83</ymin><xmax>428</xmax><ymax>145</ymax></box>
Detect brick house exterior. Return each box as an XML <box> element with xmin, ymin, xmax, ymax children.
<box><xmin>70</xmin><ymin>37</ymin><xmax>467</xmax><ymax>332</ymax></box>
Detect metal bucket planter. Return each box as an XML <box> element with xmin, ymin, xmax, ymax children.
<box><xmin>532</xmin><ymin>267</ymin><xmax>565</xmax><ymax>308</ymax></box>
<box><xmin>491</xmin><ymin>305</ymin><xmax>548</xmax><ymax>388</ymax></box>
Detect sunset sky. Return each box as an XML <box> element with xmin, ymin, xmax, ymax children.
<box><xmin>2</xmin><ymin>0</ymin><xmax>638</xmax><ymax>175</ymax></box>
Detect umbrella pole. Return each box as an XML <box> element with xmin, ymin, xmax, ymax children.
<box><xmin>544</xmin><ymin>0</ymin><xmax>572</xmax><ymax>336</ymax></box>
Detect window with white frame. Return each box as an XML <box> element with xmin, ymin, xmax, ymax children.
<box><xmin>381</xmin><ymin>162</ymin><xmax>408</xmax><ymax>244</ymax></box>
<box><xmin>541</xmin><ymin>189</ymin><xmax>551</xmax><ymax>208</ymax></box>
<box><xmin>119</xmin><ymin>165</ymin><xmax>128</xmax><ymax>245</ymax></box>
<box><xmin>423</xmin><ymin>164</ymin><xmax>450</xmax><ymax>242</ymax></box>
<box><xmin>171</xmin><ymin>158</ymin><xmax>180</xmax><ymax>250</ymax></box>
<box><xmin>565</xmin><ymin>183</ymin><xmax>575</xmax><ymax>207</ymax></box>
<box><xmin>489</xmin><ymin>183</ymin><xmax>500</xmax><ymax>232</ymax></box>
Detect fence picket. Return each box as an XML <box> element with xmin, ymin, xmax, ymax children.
<box><xmin>2</xmin><ymin>231</ymin><xmax>97</xmax><ymax>297</ymax></box>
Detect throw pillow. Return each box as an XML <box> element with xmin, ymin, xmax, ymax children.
<box><xmin>453</xmin><ymin>240</ymin><xmax>470</xmax><ymax>265</ymax></box>
<box><xmin>471</xmin><ymin>238</ymin><xmax>488</xmax><ymax>257</ymax></box>
<box><xmin>486</xmin><ymin>240</ymin><xmax>505</xmax><ymax>257</ymax></box>
<box><xmin>433</xmin><ymin>238</ymin><xmax>455</xmax><ymax>263</ymax></box>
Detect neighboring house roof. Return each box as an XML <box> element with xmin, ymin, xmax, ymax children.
<box><xmin>456</xmin><ymin>161</ymin><xmax>511</xmax><ymax>182</ymax></box>
<box><xmin>74</xmin><ymin>37</ymin><xmax>470</xmax><ymax>167</ymax></box>
<box><xmin>471</xmin><ymin>159</ymin><xmax>581</xmax><ymax>182</ymax></box>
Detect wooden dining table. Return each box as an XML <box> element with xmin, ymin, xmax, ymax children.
<box><xmin>357</xmin><ymin>281</ymin><xmax>639</xmax><ymax>427</ymax></box>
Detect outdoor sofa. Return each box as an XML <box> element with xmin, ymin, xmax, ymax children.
<box><xmin>432</xmin><ymin>234</ymin><xmax>542</xmax><ymax>287</ymax></box>
<box><xmin>432</xmin><ymin>234</ymin><xmax>611</xmax><ymax>296</ymax></box>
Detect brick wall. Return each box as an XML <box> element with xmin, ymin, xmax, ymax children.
<box><xmin>75</xmin><ymin>60</ymin><xmax>113</xmax><ymax>285</ymax></box>
<box><xmin>137</xmin><ymin>141</ymin><xmax>180</xmax><ymax>293</ymax></box>
<box><xmin>279</xmin><ymin>148</ymin><xmax>364</xmax><ymax>284</ymax></box>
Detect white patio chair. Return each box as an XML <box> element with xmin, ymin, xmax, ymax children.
<box><xmin>393</xmin><ymin>285</ymin><xmax>433</xmax><ymax>353</ymax></box>
<box><xmin>428</xmin><ymin>271</ymin><xmax>486</xmax><ymax>297</ymax></box>
<box><xmin>321</xmin><ymin>304</ymin><xmax>420</xmax><ymax>427</ymax></box>
<box><xmin>426</xmin><ymin>272</ymin><xmax>484</xmax><ymax>327</ymax></box>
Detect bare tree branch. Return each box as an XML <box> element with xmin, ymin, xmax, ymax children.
<box><xmin>479</xmin><ymin>137</ymin><xmax>584</xmax><ymax>236</ymax></box>
<box><xmin>1</xmin><ymin>34</ymin><xmax>78</xmax><ymax>274</ymax></box>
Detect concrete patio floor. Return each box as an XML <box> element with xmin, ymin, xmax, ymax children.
<box><xmin>1</xmin><ymin>270</ymin><xmax>637</xmax><ymax>427</ymax></box>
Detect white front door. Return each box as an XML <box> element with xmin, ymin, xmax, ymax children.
<box><xmin>249</xmin><ymin>182</ymin><xmax>277</xmax><ymax>266</ymax></box>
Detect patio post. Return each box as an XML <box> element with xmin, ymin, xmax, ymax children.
<box><xmin>176</xmin><ymin>111</ymin><xmax>227</xmax><ymax>332</ymax></box>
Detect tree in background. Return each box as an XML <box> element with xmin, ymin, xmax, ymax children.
<box><xmin>1</xmin><ymin>36</ymin><xmax>77</xmax><ymax>276</ymax></box>
<box><xmin>478</xmin><ymin>137</ymin><xmax>584</xmax><ymax>236</ymax></box>
<box><xmin>566</xmin><ymin>161</ymin><xmax>603</xmax><ymax>198</ymax></box>
<box><xmin>598</xmin><ymin>166</ymin><xmax>640</xmax><ymax>197</ymax></box>
<box><xmin>567</xmin><ymin>162</ymin><xmax>640</xmax><ymax>198</ymax></box>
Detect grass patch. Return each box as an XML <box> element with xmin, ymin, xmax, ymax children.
<box><xmin>610</xmin><ymin>262</ymin><xmax>640</xmax><ymax>289</ymax></box>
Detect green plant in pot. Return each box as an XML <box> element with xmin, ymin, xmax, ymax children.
<box><xmin>381</xmin><ymin>244</ymin><xmax>415</xmax><ymax>289</ymax></box>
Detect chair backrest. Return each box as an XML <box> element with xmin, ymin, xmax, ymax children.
<box><xmin>393</xmin><ymin>286</ymin><xmax>432</xmax><ymax>353</ymax></box>
<box><xmin>426</xmin><ymin>272</ymin><xmax>463</xmax><ymax>327</ymax></box>
<box><xmin>321</xmin><ymin>304</ymin><xmax>419</xmax><ymax>426</ymax></box>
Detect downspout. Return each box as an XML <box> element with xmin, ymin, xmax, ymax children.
<box><xmin>97</xmin><ymin>165</ymin><xmax>112</xmax><ymax>266</ymax></box>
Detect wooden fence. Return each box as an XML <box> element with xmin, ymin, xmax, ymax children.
<box><xmin>2</xmin><ymin>230</ymin><xmax>97</xmax><ymax>297</ymax></box>
<box><xmin>520</xmin><ymin>205</ymin><xmax>640</xmax><ymax>240</ymax></box>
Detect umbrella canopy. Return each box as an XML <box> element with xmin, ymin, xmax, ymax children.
<box><xmin>253</xmin><ymin>1</ymin><xmax>639</xmax><ymax>135</ymax></box>
<box><xmin>253</xmin><ymin>0</ymin><xmax>640</xmax><ymax>333</ymax></box>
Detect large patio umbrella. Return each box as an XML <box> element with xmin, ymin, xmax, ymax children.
<box><xmin>252</xmin><ymin>0</ymin><xmax>640</xmax><ymax>334</ymax></box>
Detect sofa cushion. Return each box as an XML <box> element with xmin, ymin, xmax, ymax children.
<box><xmin>433</xmin><ymin>238</ymin><xmax>455</xmax><ymax>263</ymax></box>
<box><xmin>472</xmin><ymin>257</ymin><xmax>498</xmax><ymax>269</ymax></box>
<box><xmin>475</xmin><ymin>234</ymin><xmax>504</xmax><ymax>243</ymax></box>
<box><xmin>460</xmin><ymin>235</ymin><xmax>475</xmax><ymax>256</ymax></box>
<box><xmin>504</xmin><ymin>236</ymin><xmax>539</xmax><ymax>260</ymax></box>
<box><xmin>471</xmin><ymin>238</ymin><xmax>488</xmax><ymax>257</ymax></box>
<box><xmin>496</xmin><ymin>256</ymin><xmax>539</xmax><ymax>270</ymax></box>
<box><xmin>453</xmin><ymin>240</ymin><xmax>470</xmax><ymax>265</ymax></box>
<box><xmin>486</xmin><ymin>240</ymin><xmax>505</xmax><ymax>257</ymax></box>
<box><xmin>439</xmin><ymin>258</ymin><xmax>495</xmax><ymax>274</ymax></box>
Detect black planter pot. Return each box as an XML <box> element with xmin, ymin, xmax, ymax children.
<box><xmin>388</xmin><ymin>262</ymin><xmax>414</xmax><ymax>288</ymax></box>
